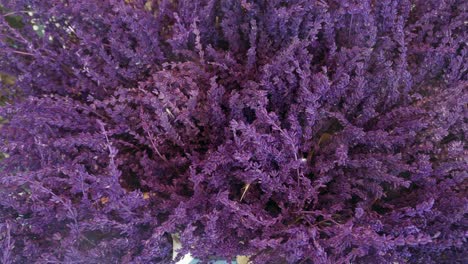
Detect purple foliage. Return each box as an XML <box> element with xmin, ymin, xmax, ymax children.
<box><xmin>0</xmin><ymin>0</ymin><xmax>467</xmax><ymax>263</ymax></box>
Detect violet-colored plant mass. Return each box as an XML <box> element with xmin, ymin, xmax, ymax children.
<box><xmin>0</xmin><ymin>0</ymin><xmax>466</xmax><ymax>263</ymax></box>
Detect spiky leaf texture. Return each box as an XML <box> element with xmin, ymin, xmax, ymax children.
<box><xmin>0</xmin><ymin>0</ymin><xmax>466</xmax><ymax>263</ymax></box>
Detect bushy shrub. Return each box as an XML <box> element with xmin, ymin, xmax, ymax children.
<box><xmin>0</xmin><ymin>0</ymin><xmax>466</xmax><ymax>263</ymax></box>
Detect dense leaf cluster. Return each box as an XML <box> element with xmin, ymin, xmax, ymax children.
<box><xmin>0</xmin><ymin>0</ymin><xmax>466</xmax><ymax>263</ymax></box>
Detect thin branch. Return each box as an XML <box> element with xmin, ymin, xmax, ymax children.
<box><xmin>240</xmin><ymin>183</ymin><xmax>251</xmax><ymax>202</ymax></box>
<box><xmin>146</xmin><ymin>130</ymin><xmax>168</xmax><ymax>161</ymax></box>
<box><xmin>0</xmin><ymin>49</ymin><xmax>35</xmax><ymax>57</ymax></box>
<box><xmin>2</xmin><ymin>11</ymin><xmax>33</xmax><ymax>17</ymax></box>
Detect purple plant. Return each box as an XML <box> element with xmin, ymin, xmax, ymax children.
<box><xmin>0</xmin><ymin>0</ymin><xmax>466</xmax><ymax>263</ymax></box>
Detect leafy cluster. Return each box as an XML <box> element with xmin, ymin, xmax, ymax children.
<box><xmin>0</xmin><ymin>0</ymin><xmax>466</xmax><ymax>263</ymax></box>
